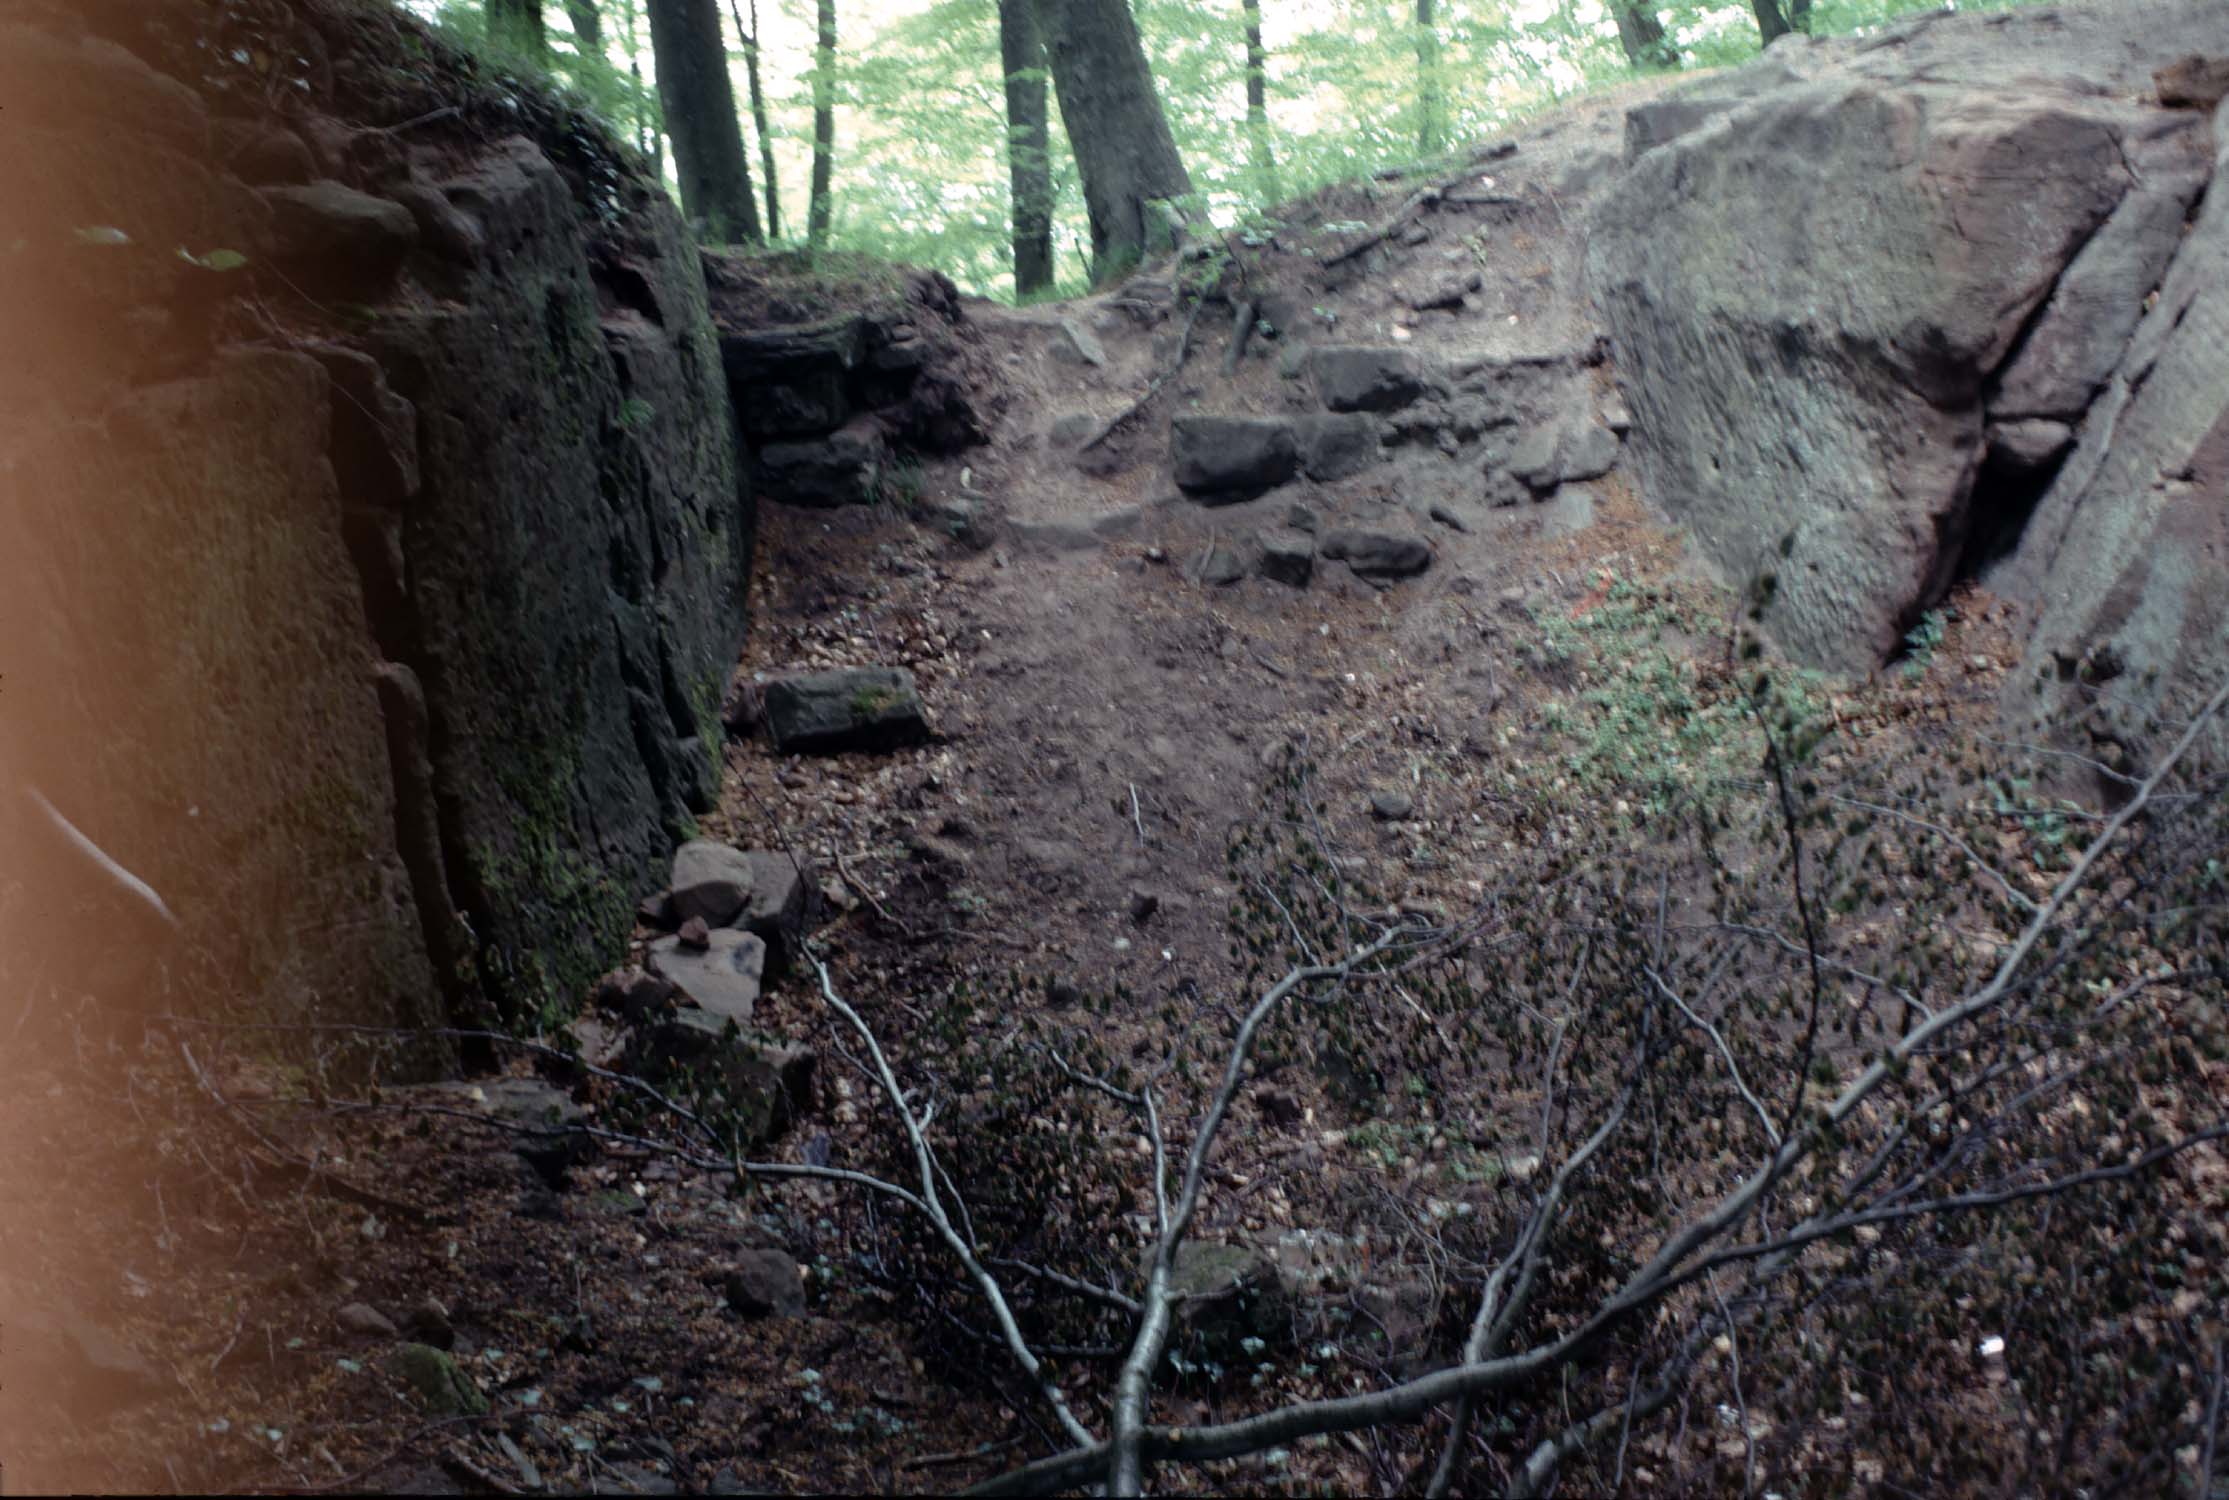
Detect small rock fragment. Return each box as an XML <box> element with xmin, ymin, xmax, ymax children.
<box><xmin>1371</xmin><ymin>789</ymin><xmax>1415</xmax><ymax>821</ymax></box>
<box><xmin>387</xmin><ymin>1342</ymin><xmax>488</xmax><ymax>1416</ymax></box>
<box><xmin>721</xmin><ymin>1248</ymin><xmax>807</xmax><ymax>1318</ymax></box>
<box><xmin>336</xmin><ymin>1302</ymin><xmax>398</xmax><ymax>1339</ymax></box>
<box><xmin>404</xmin><ymin>1297</ymin><xmax>454</xmax><ymax>1351</ymax></box>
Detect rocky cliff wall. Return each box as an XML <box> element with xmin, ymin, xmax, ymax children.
<box><xmin>1586</xmin><ymin>0</ymin><xmax>2229</xmax><ymax>776</ymax></box>
<box><xmin>0</xmin><ymin>0</ymin><xmax>752</xmax><ymax>1044</ymax></box>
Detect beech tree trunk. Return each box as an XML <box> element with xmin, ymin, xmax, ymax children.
<box><xmin>1035</xmin><ymin>0</ymin><xmax>1194</xmax><ymax>285</ymax></box>
<box><xmin>998</xmin><ymin>0</ymin><xmax>1054</xmax><ymax>297</ymax></box>
<box><xmin>615</xmin><ymin>0</ymin><xmax>652</xmax><ymax>157</ymax></box>
<box><xmin>563</xmin><ymin>0</ymin><xmax>601</xmax><ymax>52</ymax></box>
<box><xmin>809</xmin><ymin>0</ymin><xmax>837</xmax><ymax>247</ymax></box>
<box><xmin>1750</xmin><ymin>0</ymin><xmax>1792</xmax><ymax>45</ymax></box>
<box><xmin>489</xmin><ymin>0</ymin><xmax>546</xmax><ymax>55</ymax></box>
<box><xmin>1242</xmin><ymin>0</ymin><xmax>1277</xmax><ymax>201</ymax></box>
<box><xmin>1612</xmin><ymin>3</ymin><xmax>1674</xmax><ymax>67</ymax></box>
<box><xmin>746</xmin><ymin>0</ymin><xmax>782</xmax><ymax>238</ymax></box>
<box><xmin>1415</xmin><ymin>0</ymin><xmax>1443</xmax><ymax>155</ymax></box>
<box><xmin>644</xmin><ymin>0</ymin><xmax>763</xmax><ymax>244</ymax></box>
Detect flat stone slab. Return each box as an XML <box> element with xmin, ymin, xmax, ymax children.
<box><xmin>764</xmin><ymin>666</ymin><xmax>929</xmax><ymax>754</ymax></box>
<box><xmin>1319</xmin><ymin>527</ymin><xmax>1432</xmax><ymax>579</ymax></box>
<box><xmin>646</xmin><ymin>928</ymin><xmax>767</xmax><ymax>1022</ymax></box>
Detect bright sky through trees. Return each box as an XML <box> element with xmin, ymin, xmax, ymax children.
<box><xmin>406</xmin><ymin>0</ymin><xmax>2035</xmax><ymax>298</ymax></box>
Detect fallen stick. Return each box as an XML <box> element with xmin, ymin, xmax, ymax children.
<box><xmin>1081</xmin><ymin>287</ymin><xmax>1211</xmax><ymax>452</ymax></box>
<box><xmin>1222</xmin><ymin>298</ymin><xmax>1258</xmax><ymax>374</ymax></box>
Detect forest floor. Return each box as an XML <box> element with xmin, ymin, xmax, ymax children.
<box><xmin>0</xmin><ymin>67</ymin><xmax>2124</xmax><ymax>1500</ymax></box>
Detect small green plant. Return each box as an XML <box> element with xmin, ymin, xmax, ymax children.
<box><xmin>873</xmin><ymin>456</ymin><xmax>925</xmax><ymax>513</ymax></box>
<box><xmin>1516</xmin><ymin>573</ymin><xmax>1831</xmax><ymax>821</ymax></box>
<box><xmin>1900</xmin><ymin>608</ymin><xmax>1947</xmax><ymax>680</ymax></box>
<box><xmin>616</xmin><ymin>396</ymin><xmax>655</xmax><ymax>431</ymax></box>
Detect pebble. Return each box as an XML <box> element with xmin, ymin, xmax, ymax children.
<box><xmin>1371</xmin><ymin>789</ymin><xmax>1415</xmax><ymax>821</ymax></box>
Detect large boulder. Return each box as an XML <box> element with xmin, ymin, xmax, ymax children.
<box><xmin>629</xmin><ymin>1009</ymin><xmax>814</xmax><ymax>1146</ymax></box>
<box><xmin>1171</xmin><ymin>415</ymin><xmax>1298</xmax><ymax>497</ymax></box>
<box><xmin>754</xmin><ymin>417</ymin><xmax>887</xmax><ymax>506</ymax></box>
<box><xmin>719</xmin><ymin>314</ymin><xmax>864</xmax><ymax>437</ymax></box>
<box><xmin>1311</xmin><ymin>347</ymin><xmax>1429</xmax><ymax>413</ymax></box>
<box><xmin>669</xmin><ymin>842</ymin><xmax>811</xmax><ymax>966</ymax></box>
<box><xmin>1590</xmin><ymin>75</ymin><xmax>2205</xmax><ymax>672</ymax></box>
<box><xmin>1295</xmin><ymin>413</ymin><xmax>1382</xmax><ymax>482</ymax></box>
<box><xmin>764</xmin><ymin>667</ymin><xmax>930</xmax><ymax>754</ymax></box>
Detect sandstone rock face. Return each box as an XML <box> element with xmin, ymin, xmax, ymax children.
<box><xmin>1997</xmin><ymin>115</ymin><xmax>2229</xmax><ymax>766</ymax></box>
<box><xmin>0</xmin><ymin>4</ymin><xmax>755</xmax><ymax>1043</ymax></box>
<box><xmin>1587</xmin><ymin>0</ymin><xmax>2229</xmax><ymax>763</ymax></box>
<box><xmin>368</xmin><ymin>136</ymin><xmax>749</xmax><ymax>1025</ymax></box>
<box><xmin>1591</xmin><ymin>60</ymin><xmax>2215</xmax><ymax>673</ymax></box>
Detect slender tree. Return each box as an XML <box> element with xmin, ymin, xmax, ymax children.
<box><xmin>730</xmin><ymin>0</ymin><xmax>784</xmax><ymax>239</ymax></box>
<box><xmin>489</xmin><ymin>0</ymin><xmax>547</xmax><ymax>55</ymax></box>
<box><xmin>614</xmin><ymin>0</ymin><xmax>653</xmax><ymax>158</ymax></box>
<box><xmin>1790</xmin><ymin>0</ymin><xmax>1813</xmax><ymax>30</ymax></box>
<box><xmin>1034</xmin><ymin>0</ymin><xmax>1194</xmax><ymax>284</ymax></box>
<box><xmin>1240</xmin><ymin>0</ymin><xmax>1277</xmax><ymax>202</ymax></box>
<box><xmin>1414</xmin><ymin>0</ymin><xmax>1443</xmax><ymax>156</ymax></box>
<box><xmin>644</xmin><ymin>0</ymin><xmax>764</xmax><ymax>244</ymax></box>
<box><xmin>998</xmin><ymin>0</ymin><xmax>1055</xmax><ymax>296</ymax></box>
<box><xmin>1749</xmin><ymin>0</ymin><xmax>1793</xmax><ymax>45</ymax></box>
<box><xmin>1611</xmin><ymin>2</ymin><xmax>1674</xmax><ymax>68</ymax></box>
<box><xmin>809</xmin><ymin>0</ymin><xmax>837</xmax><ymax>247</ymax></box>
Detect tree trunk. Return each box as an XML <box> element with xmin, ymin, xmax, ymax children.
<box><xmin>809</xmin><ymin>0</ymin><xmax>837</xmax><ymax>248</ymax></box>
<box><xmin>1750</xmin><ymin>0</ymin><xmax>1792</xmax><ymax>45</ymax></box>
<box><xmin>489</xmin><ymin>0</ymin><xmax>546</xmax><ymax>56</ymax></box>
<box><xmin>615</xmin><ymin>0</ymin><xmax>651</xmax><ymax>156</ymax></box>
<box><xmin>743</xmin><ymin>0</ymin><xmax>782</xmax><ymax>238</ymax></box>
<box><xmin>563</xmin><ymin>0</ymin><xmax>601</xmax><ymax>52</ymax></box>
<box><xmin>1611</xmin><ymin>3</ymin><xmax>1673</xmax><ymax>68</ymax></box>
<box><xmin>1241</xmin><ymin>0</ymin><xmax>1277</xmax><ymax>202</ymax></box>
<box><xmin>1789</xmin><ymin>0</ymin><xmax>1812</xmax><ymax>31</ymax></box>
<box><xmin>1415</xmin><ymin>0</ymin><xmax>1443</xmax><ymax>156</ymax></box>
<box><xmin>1035</xmin><ymin>0</ymin><xmax>1194</xmax><ymax>285</ymax></box>
<box><xmin>644</xmin><ymin>0</ymin><xmax>763</xmax><ymax>244</ymax></box>
<box><xmin>998</xmin><ymin>0</ymin><xmax>1054</xmax><ymax>297</ymax></box>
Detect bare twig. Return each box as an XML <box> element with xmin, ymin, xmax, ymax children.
<box><xmin>836</xmin><ymin>850</ymin><xmax>916</xmax><ymax>939</ymax></box>
<box><xmin>975</xmin><ymin>673</ymin><xmax>2229</xmax><ymax>1497</ymax></box>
